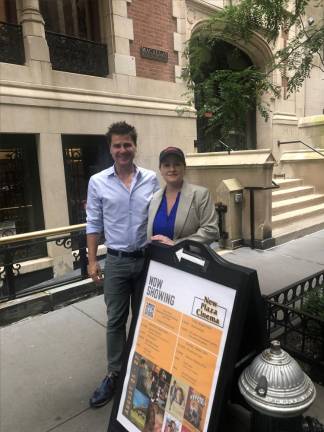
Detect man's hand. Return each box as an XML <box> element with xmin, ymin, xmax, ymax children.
<box><xmin>151</xmin><ymin>235</ymin><xmax>174</xmax><ymax>246</ymax></box>
<box><xmin>87</xmin><ymin>261</ymin><xmax>103</xmax><ymax>284</ymax></box>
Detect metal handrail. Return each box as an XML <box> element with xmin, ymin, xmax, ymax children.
<box><xmin>0</xmin><ymin>224</ymin><xmax>88</xmax><ymax>300</ymax></box>
<box><xmin>45</xmin><ymin>30</ymin><xmax>105</xmax><ymax>46</ymax></box>
<box><xmin>0</xmin><ymin>223</ymin><xmax>86</xmax><ymax>245</ymax></box>
<box><xmin>244</xmin><ymin>181</ymin><xmax>280</xmax><ymax>249</ymax></box>
<box><xmin>278</xmin><ymin>140</ymin><xmax>324</xmax><ymax>158</ymax></box>
<box><xmin>217</xmin><ymin>139</ymin><xmax>233</xmax><ymax>155</ymax></box>
<box><xmin>0</xmin><ymin>21</ymin><xmax>21</xmax><ymax>28</ymax></box>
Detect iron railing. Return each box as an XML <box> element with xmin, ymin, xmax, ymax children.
<box><xmin>278</xmin><ymin>140</ymin><xmax>324</xmax><ymax>158</ymax></box>
<box><xmin>46</xmin><ymin>31</ymin><xmax>108</xmax><ymax>77</ymax></box>
<box><xmin>266</xmin><ymin>270</ymin><xmax>324</xmax><ymax>383</ymax></box>
<box><xmin>215</xmin><ymin>202</ymin><xmax>228</xmax><ymax>246</ymax></box>
<box><xmin>2</xmin><ymin>224</ymin><xmax>324</xmax><ymax>384</ymax></box>
<box><xmin>217</xmin><ymin>139</ymin><xmax>233</xmax><ymax>155</ymax></box>
<box><xmin>244</xmin><ymin>180</ymin><xmax>280</xmax><ymax>249</ymax></box>
<box><xmin>0</xmin><ymin>21</ymin><xmax>25</xmax><ymax>65</ymax></box>
<box><xmin>0</xmin><ymin>224</ymin><xmax>90</xmax><ymax>301</ymax></box>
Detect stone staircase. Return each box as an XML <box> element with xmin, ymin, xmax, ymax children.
<box><xmin>272</xmin><ymin>178</ymin><xmax>324</xmax><ymax>245</ymax></box>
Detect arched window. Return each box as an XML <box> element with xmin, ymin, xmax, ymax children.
<box><xmin>193</xmin><ymin>40</ymin><xmax>256</xmax><ymax>152</ymax></box>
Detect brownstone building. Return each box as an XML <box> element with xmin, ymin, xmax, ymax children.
<box><xmin>0</xmin><ymin>0</ymin><xmax>323</xmax><ymax>246</ymax></box>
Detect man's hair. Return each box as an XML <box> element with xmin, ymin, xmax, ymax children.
<box><xmin>106</xmin><ymin>121</ymin><xmax>137</xmax><ymax>147</ymax></box>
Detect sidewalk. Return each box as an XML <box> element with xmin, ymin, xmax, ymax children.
<box><xmin>1</xmin><ymin>230</ymin><xmax>324</xmax><ymax>432</ymax></box>
<box><xmin>0</xmin><ymin>295</ymin><xmax>112</xmax><ymax>432</ymax></box>
<box><xmin>217</xmin><ymin>229</ymin><xmax>324</xmax><ymax>296</ymax></box>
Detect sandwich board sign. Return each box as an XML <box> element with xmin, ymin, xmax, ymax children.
<box><xmin>108</xmin><ymin>240</ymin><xmax>265</xmax><ymax>432</ymax></box>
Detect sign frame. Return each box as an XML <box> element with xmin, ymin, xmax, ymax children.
<box><xmin>108</xmin><ymin>240</ymin><xmax>266</xmax><ymax>432</ymax></box>
<box><xmin>140</xmin><ymin>46</ymin><xmax>169</xmax><ymax>63</ymax></box>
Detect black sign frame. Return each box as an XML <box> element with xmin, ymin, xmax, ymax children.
<box><xmin>108</xmin><ymin>240</ymin><xmax>266</xmax><ymax>432</ymax></box>
<box><xmin>140</xmin><ymin>47</ymin><xmax>168</xmax><ymax>63</ymax></box>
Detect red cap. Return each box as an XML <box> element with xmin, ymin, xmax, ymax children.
<box><xmin>159</xmin><ymin>147</ymin><xmax>186</xmax><ymax>165</ymax></box>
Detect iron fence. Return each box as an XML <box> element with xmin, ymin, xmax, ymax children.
<box><xmin>0</xmin><ymin>224</ymin><xmax>89</xmax><ymax>301</ymax></box>
<box><xmin>46</xmin><ymin>31</ymin><xmax>108</xmax><ymax>77</ymax></box>
<box><xmin>266</xmin><ymin>270</ymin><xmax>324</xmax><ymax>383</ymax></box>
<box><xmin>1</xmin><ymin>224</ymin><xmax>324</xmax><ymax>384</ymax></box>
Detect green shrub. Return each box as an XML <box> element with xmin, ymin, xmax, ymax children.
<box><xmin>302</xmin><ymin>285</ymin><xmax>324</xmax><ymax>321</ymax></box>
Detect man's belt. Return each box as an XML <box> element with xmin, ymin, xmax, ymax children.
<box><xmin>107</xmin><ymin>248</ymin><xmax>146</xmax><ymax>258</ymax></box>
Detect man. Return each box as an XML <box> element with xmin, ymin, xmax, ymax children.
<box><xmin>86</xmin><ymin>121</ymin><xmax>159</xmax><ymax>407</ymax></box>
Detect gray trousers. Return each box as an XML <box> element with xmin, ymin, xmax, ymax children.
<box><xmin>104</xmin><ymin>254</ymin><xmax>145</xmax><ymax>374</ymax></box>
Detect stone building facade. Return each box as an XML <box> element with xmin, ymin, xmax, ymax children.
<box><xmin>0</xmin><ymin>0</ymin><xmax>323</xmax><ymax>240</ymax></box>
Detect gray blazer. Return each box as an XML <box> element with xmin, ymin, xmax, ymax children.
<box><xmin>147</xmin><ymin>181</ymin><xmax>219</xmax><ymax>244</ymax></box>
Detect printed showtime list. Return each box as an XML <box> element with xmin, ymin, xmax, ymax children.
<box><xmin>117</xmin><ymin>261</ymin><xmax>236</xmax><ymax>432</ymax></box>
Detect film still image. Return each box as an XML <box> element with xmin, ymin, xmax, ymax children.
<box><xmin>129</xmin><ymin>389</ymin><xmax>151</xmax><ymax>430</ymax></box>
<box><xmin>136</xmin><ymin>357</ymin><xmax>171</xmax><ymax>408</ymax></box>
<box><xmin>150</xmin><ymin>368</ymin><xmax>171</xmax><ymax>409</ymax></box>
<box><xmin>143</xmin><ymin>402</ymin><xmax>164</xmax><ymax>432</ymax></box>
<box><xmin>166</xmin><ymin>378</ymin><xmax>189</xmax><ymax>421</ymax></box>
<box><xmin>183</xmin><ymin>388</ymin><xmax>207</xmax><ymax>432</ymax></box>
<box><xmin>126</xmin><ymin>354</ymin><xmax>172</xmax><ymax>431</ymax></box>
<box><xmin>125</xmin><ymin>354</ymin><xmax>208</xmax><ymax>432</ymax></box>
<box><xmin>163</xmin><ymin>415</ymin><xmax>182</xmax><ymax>432</ymax></box>
<box><xmin>136</xmin><ymin>357</ymin><xmax>155</xmax><ymax>397</ymax></box>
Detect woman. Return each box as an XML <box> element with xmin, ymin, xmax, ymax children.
<box><xmin>147</xmin><ymin>147</ymin><xmax>218</xmax><ymax>245</ymax></box>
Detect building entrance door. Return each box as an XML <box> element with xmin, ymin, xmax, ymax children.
<box><xmin>62</xmin><ymin>135</ymin><xmax>113</xmax><ymax>225</ymax></box>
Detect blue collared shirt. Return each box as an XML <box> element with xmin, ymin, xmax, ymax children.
<box><xmin>86</xmin><ymin>165</ymin><xmax>159</xmax><ymax>251</ymax></box>
<box><xmin>152</xmin><ymin>192</ymin><xmax>181</xmax><ymax>240</ymax></box>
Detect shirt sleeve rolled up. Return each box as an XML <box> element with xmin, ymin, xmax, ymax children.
<box><xmin>86</xmin><ymin>177</ymin><xmax>104</xmax><ymax>235</ymax></box>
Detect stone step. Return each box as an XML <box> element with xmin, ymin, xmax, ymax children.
<box><xmin>272</xmin><ymin>212</ymin><xmax>324</xmax><ymax>245</ymax></box>
<box><xmin>272</xmin><ymin>203</ymin><xmax>324</xmax><ymax>228</ymax></box>
<box><xmin>272</xmin><ymin>178</ymin><xmax>303</xmax><ymax>189</ymax></box>
<box><xmin>272</xmin><ymin>185</ymin><xmax>314</xmax><ymax>202</ymax></box>
<box><xmin>272</xmin><ymin>193</ymin><xmax>324</xmax><ymax>216</ymax></box>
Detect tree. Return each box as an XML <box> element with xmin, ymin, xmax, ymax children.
<box><xmin>182</xmin><ymin>0</ymin><xmax>324</xmax><ymax>148</ymax></box>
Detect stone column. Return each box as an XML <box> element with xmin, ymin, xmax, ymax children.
<box><xmin>102</xmin><ymin>0</ymin><xmax>136</xmax><ymax>76</ymax></box>
<box><xmin>20</xmin><ymin>0</ymin><xmax>51</xmax><ymax>66</ymax></box>
<box><xmin>172</xmin><ymin>0</ymin><xmax>186</xmax><ymax>83</ymax></box>
<box><xmin>37</xmin><ymin>133</ymin><xmax>73</xmax><ymax>276</ymax></box>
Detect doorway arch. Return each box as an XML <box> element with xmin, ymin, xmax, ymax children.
<box><xmin>188</xmin><ymin>19</ymin><xmax>274</xmax><ymax>153</ymax></box>
<box><xmin>194</xmin><ymin>39</ymin><xmax>257</xmax><ymax>152</ymax></box>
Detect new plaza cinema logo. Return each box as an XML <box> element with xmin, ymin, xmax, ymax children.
<box><xmin>191</xmin><ymin>296</ymin><xmax>227</xmax><ymax>329</ymax></box>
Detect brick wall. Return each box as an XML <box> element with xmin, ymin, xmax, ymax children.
<box><xmin>128</xmin><ymin>0</ymin><xmax>178</xmax><ymax>82</ymax></box>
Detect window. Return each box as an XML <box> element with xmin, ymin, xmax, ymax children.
<box><xmin>0</xmin><ymin>0</ymin><xmax>18</xmax><ymax>24</ymax></box>
<box><xmin>40</xmin><ymin>0</ymin><xmax>108</xmax><ymax>76</ymax></box>
<box><xmin>0</xmin><ymin>135</ymin><xmax>45</xmax><ymax>237</ymax></box>
<box><xmin>0</xmin><ymin>1</ymin><xmax>24</xmax><ymax>65</ymax></box>
<box><xmin>39</xmin><ymin>0</ymin><xmax>101</xmax><ymax>42</ymax></box>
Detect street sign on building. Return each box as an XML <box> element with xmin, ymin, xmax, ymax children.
<box><xmin>108</xmin><ymin>241</ymin><xmax>266</xmax><ymax>432</ymax></box>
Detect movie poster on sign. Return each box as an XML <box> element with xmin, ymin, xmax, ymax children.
<box><xmin>117</xmin><ymin>260</ymin><xmax>236</xmax><ymax>432</ymax></box>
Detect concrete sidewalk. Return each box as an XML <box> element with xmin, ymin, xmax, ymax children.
<box><xmin>1</xmin><ymin>230</ymin><xmax>324</xmax><ymax>432</ymax></box>
<box><xmin>217</xmin><ymin>229</ymin><xmax>324</xmax><ymax>296</ymax></box>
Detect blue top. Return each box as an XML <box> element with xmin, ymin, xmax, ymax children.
<box><xmin>152</xmin><ymin>192</ymin><xmax>181</xmax><ymax>239</ymax></box>
<box><xmin>86</xmin><ymin>165</ymin><xmax>159</xmax><ymax>251</ymax></box>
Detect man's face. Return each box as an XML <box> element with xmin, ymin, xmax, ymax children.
<box><xmin>110</xmin><ymin>134</ymin><xmax>136</xmax><ymax>168</ymax></box>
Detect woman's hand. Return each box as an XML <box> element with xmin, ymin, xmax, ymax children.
<box><xmin>151</xmin><ymin>235</ymin><xmax>175</xmax><ymax>246</ymax></box>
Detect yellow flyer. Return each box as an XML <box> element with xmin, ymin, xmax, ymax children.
<box><xmin>117</xmin><ymin>260</ymin><xmax>236</xmax><ymax>432</ymax></box>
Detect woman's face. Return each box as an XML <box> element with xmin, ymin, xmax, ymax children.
<box><xmin>175</xmin><ymin>388</ymin><xmax>183</xmax><ymax>403</ymax></box>
<box><xmin>160</xmin><ymin>155</ymin><xmax>185</xmax><ymax>187</ymax></box>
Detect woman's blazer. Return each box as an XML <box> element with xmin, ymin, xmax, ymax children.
<box><xmin>147</xmin><ymin>181</ymin><xmax>219</xmax><ymax>244</ymax></box>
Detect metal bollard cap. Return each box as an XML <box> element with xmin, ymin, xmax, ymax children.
<box><xmin>238</xmin><ymin>340</ymin><xmax>316</xmax><ymax>418</ymax></box>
